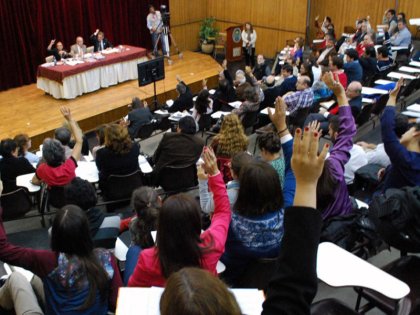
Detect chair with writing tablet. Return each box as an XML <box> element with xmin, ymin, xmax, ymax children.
<box><xmin>316</xmin><ymin>242</ymin><xmax>411</xmax><ymax>315</ymax></box>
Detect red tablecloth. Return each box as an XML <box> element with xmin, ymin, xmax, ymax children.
<box><xmin>37</xmin><ymin>45</ymin><xmax>147</xmax><ymax>83</ymax></box>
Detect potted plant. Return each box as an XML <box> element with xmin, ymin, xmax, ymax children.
<box><xmin>199</xmin><ymin>17</ymin><xmax>219</xmax><ymax>54</ymax></box>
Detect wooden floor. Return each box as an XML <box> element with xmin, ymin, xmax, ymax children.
<box><xmin>0</xmin><ymin>51</ymin><xmax>221</xmax><ymax>147</ymax></box>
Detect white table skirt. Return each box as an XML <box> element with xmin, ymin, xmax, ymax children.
<box><xmin>37</xmin><ymin>57</ymin><xmax>148</xmax><ymax>99</ymax></box>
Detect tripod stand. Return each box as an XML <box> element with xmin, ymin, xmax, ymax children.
<box><xmin>153</xmin><ymin>23</ymin><xmax>183</xmax><ymax>64</ymax></box>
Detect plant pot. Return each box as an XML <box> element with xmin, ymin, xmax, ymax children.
<box><xmin>201</xmin><ymin>43</ymin><xmax>214</xmax><ymax>54</ymax></box>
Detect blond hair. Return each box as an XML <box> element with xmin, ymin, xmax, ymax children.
<box><xmin>212</xmin><ymin>114</ymin><xmax>248</xmax><ymax>157</ymax></box>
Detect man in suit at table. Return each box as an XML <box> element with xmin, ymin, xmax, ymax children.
<box><xmin>70</xmin><ymin>36</ymin><xmax>87</xmax><ymax>57</ymax></box>
<box><xmin>90</xmin><ymin>29</ymin><xmax>113</xmax><ymax>52</ymax></box>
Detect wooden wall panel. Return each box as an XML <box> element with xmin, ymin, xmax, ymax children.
<box><xmin>309</xmin><ymin>0</ymin><xmax>396</xmax><ymax>40</ymax></box>
<box><xmin>398</xmin><ymin>0</ymin><xmax>420</xmax><ymax>35</ymax></box>
<box><xmin>169</xmin><ymin>0</ymin><xmax>207</xmax><ymax>52</ymax></box>
<box><xmin>208</xmin><ymin>0</ymin><xmax>308</xmax><ymax>57</ymax></box>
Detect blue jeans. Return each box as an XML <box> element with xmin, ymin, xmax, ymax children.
<box><xmin>151</xmin><ymin>32</ymin><xmax>168</xmax><ymax>56</ymax></box>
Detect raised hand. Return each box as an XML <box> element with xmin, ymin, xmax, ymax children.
<box><xmin>322</xmin><ymin>71</ymin><xmax>345</xmax><ymax>96</ymax></box>
<box><xmin>176</xmin><ymin>75</ymin><xmax>181</xmax><ymax>82</ymax></box>
<box><xmin>268</xmin><ymin>96</ymin><xmax>288</xmax><ymax>132</ymax></box>
<box><xmin>60</xmin><ymin>106</ymin><xmax>72</xmax><ymax>121</ymax></box>
<box><xmin>50</xmin><ymin>39</ymin><xmax>56</xmax><ymax>45</ymax></box>
<box><xmin>222</xmin><ymin>59</ymin><xmax>228</xmax><ymax>70</ymax></box>
<box><xmin>390</xmin><ymin>77</ymin><xmax>403</xmax><ymax>99</ymax></box>
<box><xmin>202</xmin><ymin>78</ymin><xmax>208</xmax><ymax>88</ymax></box>
<box><xmin>202</xmin><ymin>146</ymin><xmax>219</xmax><ymax>176</ymax></box>
<box><xmin>197</xmin><ymin>164</ymin><xmax>208</xmax><ymax>180</ymax></box>
<box><xmin>308</xmin><ymin>120</ymin><xmax>321</xmax><ymax>134</ymax></box>
<box><xmin>291</xmin><ymin>127</ymin><xmax>329</xmax><ymax>208</ymax></box>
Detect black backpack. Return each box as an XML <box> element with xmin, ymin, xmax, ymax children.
<box><xmin>369</xmin><ymin>186</ymin><xmax>420</xmax><ymax>253</ymax></box>
<box><xmin>321</xmin><ymin>207</ymin><xmax>381</xmax><ymax>259</ymax></box>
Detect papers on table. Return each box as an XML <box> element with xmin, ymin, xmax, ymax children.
<box><xmin>75</xmin><ymin>161</ymin><xmax>99</xmax><ymax>183</ymax></box>
<box><xmin>211</xmin><ymin>111</ymin><xmax>231</xmax><ymax>119</ymax></box>
<box><xmin>154</xmin><ymin>109</ymin><xmax>169</xmax><ymax>116</ymax></box>
<box><xmin>16</xmin><ymin>173</ymin><xmax>40</xmax><ymax>193</ymax></box>
<box><xmin>409</xmin><ymin>61</ymin><xmax>420</xmax><ymax>68</ymax></box>
<box><xmin>391</xmin><ymin>46</ymin><xmax>409</xmax><ymax>51</ymax></box>
<box><xmin>169</xmin><ymin>111</ymin><xmax>189</xmax><ymax>122</ymax></box>
<box><xmin>320</xmin><ymin>100</ymin><xmax>336</xmax><ymax>109</ymax></box>
<box><xmin>313</xmin><ymin>39</ymin><xmax>324</xmax><ymax>44</ymax></box>
<box><xmin>116</xmin><ymin>287</ymin><xmax>264</xmax><ymax>315</ymax></box>
<box><xmin>399</xmin><ymin>66</ymin><xmax>420</xmax><ymax>73</ymax></box>
<box><xmin>64</xmin><ymin>60</ymin><xmax>85</xmax><ymax>66</ymax></box>
<box><xmin>165</xmin><ymin>99</ymin><xmax>174</xmax><ymax>107</ymax></box>
<box><xmin>41</xmin><ymin>62</ymin><xmax>55</xmax><ymax>68</ymax></box>
<box><xmin>374</xmin><ymin>79</ymin><xmax>394</xmax><ymax>85</ymax></box>
<box><xmin>361</xmin><ymin>87</ymin><xmax>389</xmax><ymax>95</ymax></box>
<box><xmin>260</xmin><ymin>107</ymin><xmax>290</xmax><ymax>116</ymax></box>
<box><xmin>355</xmin><ymin>199</ymin><xmax>369</xmax><ymax>209</ymax></box>
<box><xmin>387</xmin><ymin>72</ymin><xmax>417</xmax><ymax>80</ymax></box>
<box><xmin>409</xmin><ymin>18</ymin><xmax>420</xmax><ymax>26</ymax></box>
<box><xmin>193</xmin><ymin>96</ymin><xmax>198</xmax><ymax>102</ymax></box>
<box><xmin>362</xmin><ymin>98</ymin><xmax>374</xmax><ymax>104</ymax></box>
<box><xmin>228</xmin><ymin>101</ymin><xmax>242</xmax><ymax>109</ymax></box>
<box><xmin>402</xmin><ymin>111</ymin><xmax>420</xmax><ymax>118</ymax></box>
<box><xmin>101</xmin><ymin>48</ymin><xmax>120</xmax><ymax>54</ymax></box>
<box><xmin>407</xmin><ymin>104</ymin><xmax>420</xmax><ymax>113</ymax></box>
<box><xmin>342</xmin><ymin>33</ymin><xmax>355</xmax><ymax>38</ymax></box>
<box><xmin>138</xmin><ymin>155</ymin><xmax>153</xmax><ymax>174</ymax></box>
<box><xmin>208</xmin><ymin>89</ymin><xmax>216</xmax><ymax>95</ymax></box>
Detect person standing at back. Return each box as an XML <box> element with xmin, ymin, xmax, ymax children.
<box><xmin>242</xmin><ymin>22</ymin><xmax>257</xmax><ymax>67</ymax></box>
<box><xmin>147</xmin><ymin>4</ymin><xmax>167</xmax><ymax>57</ymax></box>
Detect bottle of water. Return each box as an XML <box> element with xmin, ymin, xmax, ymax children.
<box><xmin>53</xmin><ymin>56</ymin><xmax>57</xmax><ymax>66</ymax></box>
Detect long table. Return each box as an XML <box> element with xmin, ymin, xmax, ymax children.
<box><xmin>36</xmin><ymin>45</ymin><xmax>148</xmax><ymax>99</ymax></box>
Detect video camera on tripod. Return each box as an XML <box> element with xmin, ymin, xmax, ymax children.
<box><xmin>160</xmin><ymin>5</ymin><xmax>170</xmax><ymax>27</ymax></box>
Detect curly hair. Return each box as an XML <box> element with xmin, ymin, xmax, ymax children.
<box><xmin>104</xmin><ymin>124</ymin><xmax>132</xmax><ymax>155</ymax></box>
<box><xmin>211</xmin><ymin>114</ymin><xmax>248</xmax><ymax>157</ymax></box>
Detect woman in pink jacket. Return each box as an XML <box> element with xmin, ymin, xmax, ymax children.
<box><xmin>128</xmin><ymin>147</ymin><xmax>231</xmax><ymax>287</ymax></box>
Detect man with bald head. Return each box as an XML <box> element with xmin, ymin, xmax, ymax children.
<box><xmin>304</xmin><ymin>81</ymin><xmax>363</xmax><ymax>133</ymax></box>
<box><xmin>283</xmin><ymin>75</ymin><xmax>314</xmax><ymax>117</ymax></box>
<box><xmin>70</xmin><ymin>36</ymin><xmax>87</xmax><ymax>57</ymax></box>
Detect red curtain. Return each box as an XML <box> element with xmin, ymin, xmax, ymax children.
<box><xmin>0</xmin><ymin>0</ymin><xmax>168</xmax><ymax>91</ymax></box>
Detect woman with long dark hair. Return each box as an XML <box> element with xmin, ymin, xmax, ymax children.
<box><xmin>241</xmin><ymin>22</ymin><xmax>257</xmax><ymax>67</ymax></box>
<box><xmin>192</xmin><ymin>89</ymin><xmax>213</xmax><ymax>122</ymax></box>
<box><xmin>0</xmin><ymin>205</ymin><xmax>122</xmax><ymax>314</ymax></box>
<box><xmin>221</xmin><ymin>97</ymin><xmax>296</xmax><ymax>284</ymax></box>
<box><xmin>128</xmin><ymin>147</ymin><xmax>231</xmax><ymax>287</ymax></box>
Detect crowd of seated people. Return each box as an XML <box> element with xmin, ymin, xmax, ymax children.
<box><xmin>1</xmin><ymin>7</ymin><xmax>420</xmax><ymax>314</ymax></box>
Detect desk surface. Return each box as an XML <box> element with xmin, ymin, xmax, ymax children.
<box><xmin>361</xmin><ymin>87</ymin><xmax>389</xmax><ymax>95</ymax></box>
<box><xmin>16</xmin><ymin>173</ymin><xmax>40</xmax><ymax>193</ymax></box>
<box><xmin>317</xmin><ymin>242</ymin><xmax>410</xmax><ymax>300</ymax></box>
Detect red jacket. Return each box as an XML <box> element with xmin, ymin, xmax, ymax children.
<box><xmin>128</xmin><ymin>172</ymin><xmax>231</xmax><ymax>287</ymax></box>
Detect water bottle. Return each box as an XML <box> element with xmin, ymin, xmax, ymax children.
<box><xmin>53</xmin><ymin>56</ymin><xmax>57</xmax><ymax>66</ymax></box>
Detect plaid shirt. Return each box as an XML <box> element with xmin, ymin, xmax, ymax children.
<box><xmin>284</xmin><ymin>88</ymin><xmax>314</xmax><ymax>116</ymax></box>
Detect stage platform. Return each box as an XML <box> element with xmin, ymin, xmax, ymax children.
<box><xmin>0</xmin><ymin>51</ymin><xmax>221</xmax><ymax>148</ymax></box>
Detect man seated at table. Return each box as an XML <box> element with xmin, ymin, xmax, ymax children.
<box><xmin>390</xmin><ymin>19</ymin><xmax>412</xmax><ymax>47</ymax></box>
<box><xmin>376</xmin><ymin>45</ymin><xmax>394</xmax><ymax>74</ymax></box>
<box><xmin>168</xmin><ymin>75</ymin><xmax>194</xmax><ymax>113</ymax></box>
<box><xmin>150</xmin><ymin>116</ymin><xmax>204</xmax><ymax>185</ymax></box>
<box><xmin>90</xmin><ymin>29</ymin><xmax>113</xmax><ymax>52</ymax></box>
<box><xmin>47</xmin><ymin>39</ymin><xmax>70</xmax><ymax>61</ymax></box>
<box><xmin>343</xmin><ymin>49</ymin><xmax>363</xmax><ymax>84</ymax></box>
<box><xmin>70</xmin><ymin>36</ymin><xmax>87</xmax><ymax>57</ymax></box>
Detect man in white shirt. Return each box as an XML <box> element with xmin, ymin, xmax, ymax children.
<box><xmin>147</xmin><ymin>4</ymin><xmax>167</xmax><ymax>57</ymax></box>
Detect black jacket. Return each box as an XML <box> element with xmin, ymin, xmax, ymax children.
<box><xmin>168</xmin><ymin>81</ymin><xmax>194</xmax><ymax>113</ymax></box>
<box><xmin>128</xmin><ymin>108</ymin><xmax>154</xmax><ymax>139</ymax></box>
<box><xmin>262</xmin><ymin>207</ymin><xmax>322</xmax><ymax>315</ymax></box>
<box><xmin>90</xmin><ymin>34</ymin><xmax>113</xmax><ymax>52</ymax></box>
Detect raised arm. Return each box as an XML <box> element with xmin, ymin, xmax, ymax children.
<box><xmin>323</xmin><ymin>72</ymin><xmax>355</xmax><ymax>167</ymax></box>
<box><xmin>201</xmin><ymin>147</ymin><xmax>231</xmax><ymax>248</ymax></box>
<box><xmin>381</xmin><ymin>78</ymin><xmax>411</xmax><ymax>163</ymax></box>
<box><xmin>60</xmin><ymin>106</ymin><xmax>83</xmax><ymax>162</ymax></box>
<box><xmin>269</xmin><ymin>96</ymin><xmax>296</xmax><ymax>208</ymax></box>
<box><xmin>47</xmin><ymin>39</ymin><xmax>55</xmax><ymax>51</ymax></box>
<box><xmin>262</xmin><ymin>125</ymin><xmax>328</xmax><ymax>315</ymax></box>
